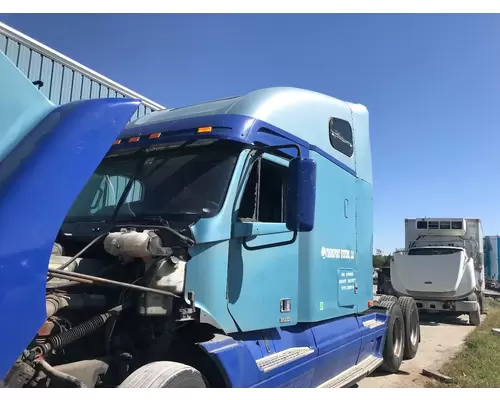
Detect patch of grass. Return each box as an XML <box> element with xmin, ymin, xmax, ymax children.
<box><xmin>426</xmin><ymin>299</ymin><xmax>500</xmax><ymax>388</ymax></box>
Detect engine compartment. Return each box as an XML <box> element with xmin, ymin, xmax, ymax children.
<box><xmin>0</xmin><ymin>225</ymin><xmax>212</xmax><ymax>388</ymax></box>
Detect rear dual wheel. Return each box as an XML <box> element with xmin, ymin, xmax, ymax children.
<box><xmin>379</xmin><ymin>300</ymin><xmax>405</xmax><ymax>373</ymax></box>
<box><xmin>398</xmin><ymin>296</ymin><xmax>420</xmax><ymax>360</ymax></box>
<box><xmin>379</xmin><ymin>297</ymin><xmax>420</xmax><ymax>373</ymax></box>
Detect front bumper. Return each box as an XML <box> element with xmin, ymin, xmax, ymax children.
<box><xmin>414</xmin><ymin>299</ymin><xmax>478</xmax><ymax>313</ymax></box>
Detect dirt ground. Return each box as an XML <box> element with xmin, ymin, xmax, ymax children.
<box><xmin>358</xmin><ymin>312</ymin><xmax>482</xmax><ymax>388</ymax></box>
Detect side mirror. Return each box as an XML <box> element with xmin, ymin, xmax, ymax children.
<box><xmin>286</xmin><ymin>157</ymin><xmax>317</xmax><ymax>232</ymax></box>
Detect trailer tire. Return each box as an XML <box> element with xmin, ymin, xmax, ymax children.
<box><xmin>379</xmin><ymin>300</ymin><xmax>405</xmax><ymax>374</ymax></box>
<box><xmin>398</xmin><ymin>296</ymin><xmax>420</xmax><ymax>359</ymax></box>
<box><xmin>379</xmin><ymin>295</ymin><xmax>398</xmax><ymax>303</ymax></box>
<box><xmin>119</xmin><ymin>362</ymin><xmax>206</xmax><ymax>388</ymax></box>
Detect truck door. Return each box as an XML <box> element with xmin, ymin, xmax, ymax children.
<box><xmin>227</xmin><ymin>152</ymin><xmax>299</xmax><ymax>332</ymax></box>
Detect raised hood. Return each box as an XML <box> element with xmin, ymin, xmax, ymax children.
<box><xmin>0</xmin><ymin>52</ymin><xmax>140</xmax><ymax>380</ymax></box>
<box><xmin>391</xmin><ymin>249</ymin><xmax>476</xmax><ymax>299</ymax></box>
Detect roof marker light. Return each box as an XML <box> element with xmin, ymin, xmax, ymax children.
<box><xmin>128</xmin><ymin>136</ymin><xmax>140</xmax><ymax>143</ymax></box>
<box><xmin>149</xmin><ymin>132</ymin><xmax>162</xmax><ymax>139</ymax></box>
<box><xmin>112</xmin><ymin>139</ymin><xmax>121</xmax><ymax>145</ymax></box>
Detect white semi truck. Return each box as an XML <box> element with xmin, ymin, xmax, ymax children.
<box><xmin>388</xmin><ymin>218</ymin><xmax>484</xmax><ymax>326</ymax></box>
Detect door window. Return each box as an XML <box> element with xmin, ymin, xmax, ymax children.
<box><xmin>238</xmin><ymin>157</ymin><xmax>288</xmax><ymax>223</ymax></box>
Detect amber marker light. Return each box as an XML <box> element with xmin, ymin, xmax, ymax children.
<box><xmin>197</xmin><ymin>126</ymin><xmax>213</xmax><ymax>133</ymax></box>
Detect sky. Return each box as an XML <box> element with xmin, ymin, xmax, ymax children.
<box><xmin>2</xmin><ymin>13</ymin><xmax>500</xmax><ymax>253</ymax></box>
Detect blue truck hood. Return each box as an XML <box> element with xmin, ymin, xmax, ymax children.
<box><xmin>0</xmin><ymin>52</ymin><xmax>140</xmax><ymax>379</ymax></box>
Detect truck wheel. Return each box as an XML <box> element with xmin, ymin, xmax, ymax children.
<box><xmin>379</xmin><ymin>295</ymin><xmax>398</xmax><ymax>303</ymax></box>
<box><xmin>378</xmin><ymin>300</ymin><xmax>405</xmax><ymax>373</ymax></box>
<box><xmin>119</xmin><ymin>362</ymin><xmax>207</xmax><ymax>388</ymax></box>
<box><xmin>469</xmin><ymin>308</ymin><xmax>481</xmax><ymax>326</ymax></box>
<box><xmin>478</xmin><ymin>292</ymin><xmax>485</xmax><ymax>314</ymax></box>
<box><xmin>397</xmin><ymin>296</ymin><xmax>420</xmax><ymax>359</ymax></box>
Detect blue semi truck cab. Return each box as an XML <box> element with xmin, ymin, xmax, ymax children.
<box><xmin>0</xmin><ymin>51</ymin><xmax>420</xmax><ymax>388</ymax></box>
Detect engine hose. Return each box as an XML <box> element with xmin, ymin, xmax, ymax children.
<box><xmin>35</xmin><ymin>305</ymin><xmax>123</xmax><ymax>355</ymax></box>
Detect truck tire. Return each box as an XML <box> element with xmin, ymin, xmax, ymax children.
<box><xmin>397</xmin><ymin>296</ymin><xmax>420</xmax><ymax>359</ymax></box>
<box><xmin>378</xmin><ymin>300</ymin><xmax>405</xmax><ymax>374</ymax></box>
<box><xmin>469</xmin><ymin>308</ymin><xmax>481</xmax><ymax>326</ymax></box>
<box><xmin>478</xmin><ymin>291</ymin><xmax>485</xmax><ymax>314</ymax></box>
<box><xmin>119</xmin><ymin>362</ymin><xmax>206</xmax><ymax>388</ymax></box>
<box><xmin>379</xmin><ymin>295</ymin><xmax>398</xmax><ymax>303</ymax></box>
<box><xmin>467</xmin><ymin>293</ymin><xmax>482</xmax><ymax>325</ymax></box>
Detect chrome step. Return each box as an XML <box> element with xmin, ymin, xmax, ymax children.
<box><xmin>256</xmin><ymin>347</ymin><xmax>314</xmax><ymax>373</ymax></box>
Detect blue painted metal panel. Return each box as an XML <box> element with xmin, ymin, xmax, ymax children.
<box><xmin>0</xmin><ymin>55</ymin><xmax>140</xmax><ymax>377</ymax></box>
<box><xmin>185</xmin><ymin>149</ymin><xmax>256</xmax><ymax>333</ymax></box>
<box><xmin>351</xmin><ymin>103</ymin><xmax>372</xmax><ymax>184</ymax></box>
<box><xmin>337</xmin><ymin>269</ymin><xmax>358</xmax><ymax>307</ymax></box>
<box><xmin>356</xmin><ymin>313</ymin><xmax>387</xmax><ymax>363</ymax></box>
<box><xmin>297</xmin><ymin>150</ymin><xmax>358</xmax><ymax>322</ymax></box>
<box><xmin>198</xmin><ymin>313</ymin><xmax>386</xmax><ymax>388</ymax></box>
<box><xmin>485</xmin><ymin>238</ymin><xmax>491</xmax><ymax>278</ymax></box>
<box><xmin>490</xmin><ymin>236</ymin><xmax>500</xmax><ymax>280</ymax></box>
<box><xmin>310</xmin><ymin>315</ymin><xmax>361</xmax><ymax>386</ymax></box>
<box><xmin>117</xmin><ymin>111</ymin><xmax>370</xmax><ymax>330</ymax></box>
<box><xmin>483</xmin><ymin>236</ymin><xmax>500</xmax><ymax>282</ymax></box>
<box><xmin>225</xmin><ymin>149</ymin><xmax>299</xmax><ymax>331</ymax></box>
<box><xmin>355</xmin><ymin>179</ymin><xmax>374</xmax><ymax>312</ymax></box>
<box><xmin>198</xmin><ymin>328</ymin><xmax>318</xmax><ymax>388</ymax></box>
<box><xmin>0</xmin><ymin>52</ymin><xmax>53</xmax><ymax>163</ymax></box>
<box><xmin>198</xmin><ymin>335</ymin><xmax>263</xmax><ymax>387</ymax></box>
<box><xmin>263</xmin><ymin>326</ymin><xmax>317</xmax><ymax>387</ymax></box>
<box><xmin>228</xmin><ymin>225</ymin><xmax>299</xmax><ymax>330</ymax></box>
<box><xmin>124</xmin><ymin>87</ymin><xmax>371</xmax><ymax>180</ymax></box>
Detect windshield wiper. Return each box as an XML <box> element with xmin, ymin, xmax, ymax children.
<box><xmin>114</xmin><ymin>215</ymin><xmax>195</xmax><ymax>246</ymax></box>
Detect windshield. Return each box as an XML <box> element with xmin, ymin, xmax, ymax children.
<box><xmin>408</xmin><ymin>247</ymin><xmax>463</xmax><ymax>256</ymax></box>
<box><xmin>65</xmin><ymin>139</ymin><xmax>242</xmax><ymax>222</ymax></box>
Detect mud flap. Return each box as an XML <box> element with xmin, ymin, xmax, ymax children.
<box><xmin>0</xmin><ymin>52</ymin><xmax>140</xmax><ymax>379</ymax></box>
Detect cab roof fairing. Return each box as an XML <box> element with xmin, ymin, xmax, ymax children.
<box><xmin>118</xmin><ymin>87</ymin><xmax>370</xmax><ymax>180</ymax></box>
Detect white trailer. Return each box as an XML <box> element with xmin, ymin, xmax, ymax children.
<box><xmin>389</xmin><ymin>218</ymin><xmax>484</xmax><ymax>326</ymax></box>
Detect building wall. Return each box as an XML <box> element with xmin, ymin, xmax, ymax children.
<box><xmin>0</xmin><ymin>22</ymin><xmax>165</xmax><ymax>122</ymax></box>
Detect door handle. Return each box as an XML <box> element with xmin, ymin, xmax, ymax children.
<box><xmin>344</xmin><ymin>199</ymin><xmax>349</xmax><ymax>218</ymax></box>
